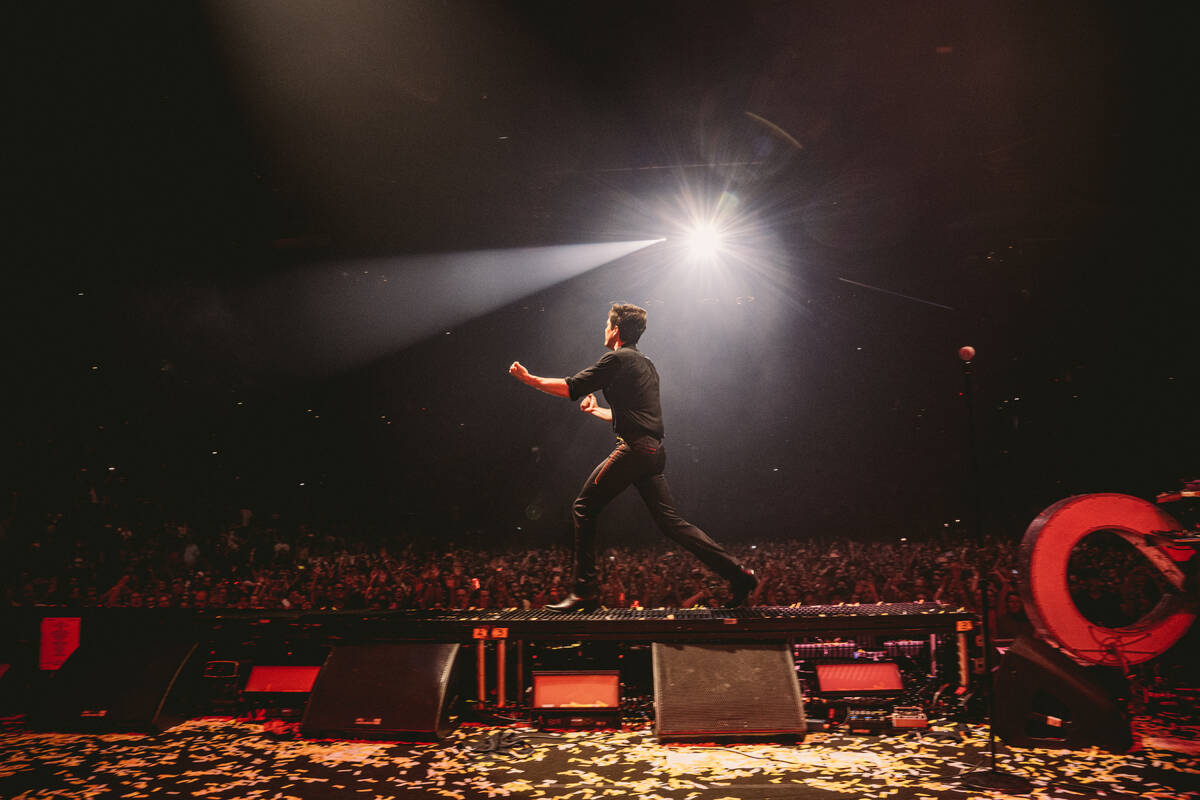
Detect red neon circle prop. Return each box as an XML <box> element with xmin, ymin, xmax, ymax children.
<box><xmin>1019</xmin><ymin>493</ymin><xmax>1194</xmax><ymax>667</ymax></box>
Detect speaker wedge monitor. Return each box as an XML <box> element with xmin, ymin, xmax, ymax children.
<box><xmin>652</xmin><ymin>642</ymin><xmax>807</xmax><ymax>742</ymax></box>
<box><xmin>300</xmin><ymin>642</ymin><xmax>461</xmax><ymax>741</ymax></box>
<box><xmin>31</xmin><ymin>637</ymin><xmax>199</xmax><ymax>733</ymax></box>
<box><xmin>992</xmin><ymin>634</ymin><xmax>1132</xmax><ymax>752</ymax></box>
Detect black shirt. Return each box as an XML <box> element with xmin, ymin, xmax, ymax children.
<box><xmin>565</xmin><ymin>345</ymin><xmax>665</xmax><ymax>441</ymax></box>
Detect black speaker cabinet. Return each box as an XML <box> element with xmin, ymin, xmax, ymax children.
<box><xmin>300</xmin><ymin>642</ymin><xmax>461</xmax><ymax>741</ymax></box>
<box><xmin>652</xmin><ymin>642</ymin><xmax>806</xmax><ymax>742</ymax></box>
<box><xmin>0</xmin><ymin>661</ymin><xmax>28</xmax><ymax>716</ymax></box>
<box><xmin>993</xmin><ymin>635</ymin><xmax>1132</xmax><ymax>752</ymax></box>
<box><xmin>31</xmin><ymin>637</ymin><xmax>199</xmax><ymax>733</ymax></box>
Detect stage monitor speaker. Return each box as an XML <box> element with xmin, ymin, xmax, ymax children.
<box><xmin>31</xmin><ymin>637</ymin><xmax>199</xmax><ymax>733</ymax></box>
<box><xmin>652</xmin><ymin>642</ymin><xmax>806</xmax><ymax>742</ymax></box>
<box><xmin>0</xmin><ymin>662</ymin><xmax>26</xmax><ymax>716</ymax></box>
<box><xmin>300</xmin><ymin>642</ymin><xmax>461</xmax><ymax>741</ymax></box>
<box><xmin>993</xmin><ymin>634</ymin><xmax>1132</xmax><ymax>752</ymax></box>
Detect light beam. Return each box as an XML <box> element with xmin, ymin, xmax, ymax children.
<box><xmin>143</xmin><ymin>239</ymin><xmax>662</xmax><ymax>377</ymax></box>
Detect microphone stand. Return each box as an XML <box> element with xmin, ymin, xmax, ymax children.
<box><xmin>956</xmin><ymin>348</ymin><xmax>1032</xmax><ymax>794</ymax></box>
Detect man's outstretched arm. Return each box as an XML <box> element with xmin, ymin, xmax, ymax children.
<box><xmin>509</xmin><ymin>361</ymin><xmax>570</xmax><ymax>399</ymax></box>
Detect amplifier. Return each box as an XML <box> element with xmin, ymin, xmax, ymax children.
<box><xmin>794</xmin><ymin>642</ymin><xmax>857</xmax><ymax>660</ymax></box>
<box><xmin>890</xmin><ymin>706</ymin><xmax>929</xmax><ymax>729</ymax></box>
<box><xmin>885</xmin><ymin>640</ymin><xmax>926</xmax><ymax>659</ymax></box>
<box><xmin>846</xmin><ymin>707</ymin><xmax>892</xmax><ymax>733</ymax></box>
<box><xmin>532</xmin><ymin>671</ymin><xmax>620</xmax><ymax>729</ymax></box>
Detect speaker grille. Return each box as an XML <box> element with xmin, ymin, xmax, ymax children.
<box><xmin>652</xmin><ymin>643</ymin><xmax>806</xmax><ymax>742</ymax></box>
<box><xmin>300</xmin><ymin>643</ymin><xmax>460</xmax><ymax>741</ymax></box>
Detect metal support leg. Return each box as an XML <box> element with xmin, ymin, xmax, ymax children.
<box><xmin>516</xmin><ymin>640</ymin><xmax>524</xmax><ymax>708</ymax></box>
<box><xmin>476</xmin><ymin>639</ymin><xmax>487</xmax><ymax>706</ymax></box>
<box><xmin>496</xmin><ymin>639</ymin><xmax>507</xmax><ymax>708</ymax></box>
<box><xmin>957</xmin><ymin>629</ymin><xmax>970</xmax><ymax>688</ymax></box>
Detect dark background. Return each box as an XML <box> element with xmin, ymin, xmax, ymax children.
<box><xmin>6</xmin><ymin>1</ymin><xmax>1197</xmax><ymax>545</ymax></box>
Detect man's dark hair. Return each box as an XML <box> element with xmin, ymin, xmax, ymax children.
<box><xmin>609</xmin><ymin>303</ymin><xmax>647</xmax><ymax>344</ymax></box>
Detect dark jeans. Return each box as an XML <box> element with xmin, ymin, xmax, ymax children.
<box><xmin>570</xmin><ymin>435</ymin><xmax>744</xmax><ymax>596</ymax></box>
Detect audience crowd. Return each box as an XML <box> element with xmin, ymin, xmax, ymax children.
<box><xmin>1</xmin><ymin>483</ymin><xmax>1176</xmax><ymax>637</ymax></box>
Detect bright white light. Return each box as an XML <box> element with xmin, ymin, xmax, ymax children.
<box><xmin>687</xmin><ymin>224</ymin><xmax>723</xmax><ymax>259</ymax></box>
<box><xmin>662</xmin><ymin>187</ymin><xmax>750</xmax><ymax>266</ymax></box>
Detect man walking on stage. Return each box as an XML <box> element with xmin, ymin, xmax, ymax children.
<box><xmin>508</xmin><ymin>302</ymin><xmax>758</xmax><ymax>612</ymax></box>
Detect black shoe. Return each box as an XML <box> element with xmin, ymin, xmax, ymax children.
<box><xmin>727</xmin><ymin>569</ymin><xmax>758</xmax><ymax>607</ymax></box>
<box><xmin>545</xmin><ymin>593</ymin><xmax>599</xmax><ymax>613</ymax></box>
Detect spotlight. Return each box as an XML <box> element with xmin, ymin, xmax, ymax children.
<box><xmin>686</xmin><ymin>223</ymin><xmax>724</xmax><ymax>260</ymax></box>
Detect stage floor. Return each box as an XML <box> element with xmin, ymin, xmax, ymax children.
<box><xmin>1</xmin><ymin>715</ymin><xmax>1197</xmax><ymax>800</ymax></box>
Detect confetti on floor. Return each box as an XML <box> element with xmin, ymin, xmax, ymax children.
<box><xmin>0</xmin><ymin>716</ymin><xmax>1196</xmax><ymax>800</ymax></box>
